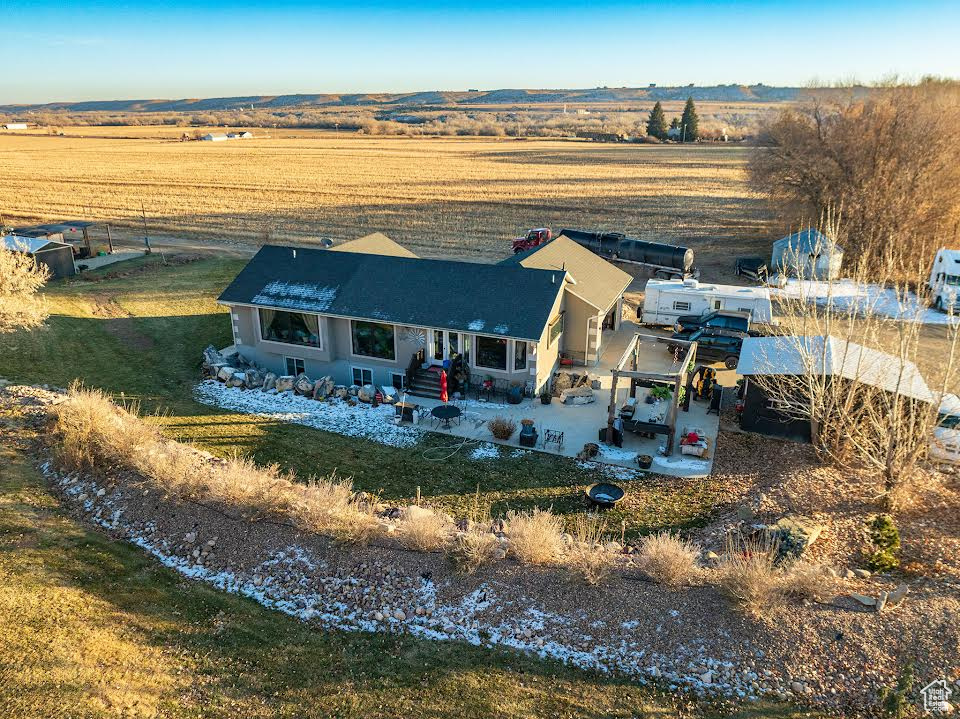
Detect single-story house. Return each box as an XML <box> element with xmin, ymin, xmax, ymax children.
<box><xmin>201</xmin><ymin>133</ymin><xmax>229</xmax><ymax>142</ymax></box>
<box><xmin>771</xmin><ymin>229</ymin><xmax>844</xmax><ymax>280</ymax></box>
<box><xmin>736</xmin><ymin>335</ymin><xmax>932</xmax><ymax>442</ymax></box>
<box><xmin>500</xmin><ymin>235</ymin><xmax>632</xmax><ymax>364</ymax></box>
<box><xmin>217</xmin><ymin>234</ymin><xmax>631</xmax><ymax>395</ymax></box>
<box><xmin>1</xmin><ymin>234</ymin><xmax>76</xmax><ymax>279</ymax></box>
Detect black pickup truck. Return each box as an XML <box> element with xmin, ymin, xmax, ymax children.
<box><xmin>671</xmin><ymin>328</ymin><xmax>745</xmax><ymax>370</ymax></box>
<box><xmin>673</xmin><ymin>310</ymin><xmax>751</xmax><ymax>337</ymax></box>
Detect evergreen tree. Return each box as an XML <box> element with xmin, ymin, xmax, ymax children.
<box><xmin>680</xmin><ymin>97</ymin><xmax>700</xmax><ymax>141</ymax></box>
<box><xmin>646</xmin><ymin>101</ymin><xmax>667</xmax><ymax>139</ymax></box>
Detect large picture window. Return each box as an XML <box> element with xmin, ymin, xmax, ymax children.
<box><xmin>259</xmin><ymin>309</ymin><xmax>321</xmax><ymax>348</ymax></box>
<box><xmin>351</xmin><ymin>321</ymin><xmax>396</xmax><ymax>360</ymax></box>
<box><xmin>476</xmin><ymin>336</ymin><xmax>507</xmax><ymax>370</ymax></box>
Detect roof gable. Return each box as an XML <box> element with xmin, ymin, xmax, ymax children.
<box><xmin>219</xmin><ymin>245</ymin><xmax>564</xmax><ymax>341</ymax></box>
<box><xmin>504</xmin><ymin>236</ymin><xmax>632</xmax><ymax>310</ymax></box>
<box><xmin>330</xmin><ymin>232</ymin><xmax>418</xmax><ymax>258</ymax></box>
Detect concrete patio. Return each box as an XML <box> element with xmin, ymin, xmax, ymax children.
<box><xmin>403</xmin><ymin>322</ymin><xmax>719</xmax><ymax>478</ymax></box>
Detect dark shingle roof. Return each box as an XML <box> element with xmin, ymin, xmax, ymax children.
<box><xmin>218</xmin><ymin>245</ymin><xmax>565</xmax><ymax>341</ymax></box>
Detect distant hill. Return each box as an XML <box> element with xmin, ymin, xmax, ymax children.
<box><xmin>0</xmin><ymin>85</ymin><xmax>825</xmax><ymax>114</ymax></box>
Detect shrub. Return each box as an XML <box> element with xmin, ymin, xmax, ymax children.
<box><xmin>781</xmin><ymin>561</ymin><xmax>835</xmax><ymax>602</ymax></box>
<box><xmin>488</xmin><ymin>416</ymin><xmax>517</xmax><ymax>441</ymax></box>
<box><xmin>635</xmin><ymin>532</ymin><xmax>700</xmax><ymax>587</ymax></box>
<box><xmin>866</xmin><ymin>514</ymin><xmax>901</xmax><ymax>573</ymax></box>
<box><xmin>396</xmin><ymin>506</ymin><xmax>453</xmax><ymax>551</ymax></box>
<box><xmin>566</xmin><ymin>515</ymin><xmax>615</xmax><ymax>585</ymax></box>
<box><xmin>450</xmin><ymin>527</ymin><xmax>500</xmax><ymax>573</ymax></box>
<box><xmin>0</xmin><ymin>243</ymin><xmax>50</xmax><ymax>334</ymax></box>
<box><xmin>504</xmin><ymin>509</ymin><xmax>564</xmax><ymax>565</ymax></box>
<box><xmin>717</xmin><ymin>535</ymin><xmax>783</xmax><ymax>619</ymax></box>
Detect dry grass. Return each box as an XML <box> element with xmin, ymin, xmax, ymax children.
<box><xmin>635</xmin><ymin>532</ymin><xmax>701</xmax><ymax>587</ymax></box>
<box><xmin>716</xmin><ymin>536</ymin><xmax>784</xmax><ymax>620</ymax></box>
<box><xmin>450</xmin><ymin>526</ymin><xmax>501</xmax><ymax>573</ymax></box>
<box><xmin>396</xmin><ymin>506</ymin><xmax>454</xmax><ymax>551</ymax></box>
<box><xmin>781</xmin><ymin>561</ymin><xmax>836</xmax><ymax>602</ymax></box>
<box><xmin>0</xmin><ymin>133</ymin><xmax>766</xmax><ymax>265</ymax></box>
<box><xmin>566</xmin><ymin>515</ymin><xmax>615</xmax><ymax>585</ymax></box>
<box><xmin>54</xmin><ymin>384</ymin><xmax>379</xmax><ymax>542</ymax></box>
<box><xmin>504</xmin><ymin>509</ymin><xmax>565</xmax><ymax>565</ymax></box>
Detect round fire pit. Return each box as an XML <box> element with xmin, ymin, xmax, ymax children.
<box><xmin>585</xmin><ymin>482</ymin><xmax>625</xmax><ymax>507</ymax></box>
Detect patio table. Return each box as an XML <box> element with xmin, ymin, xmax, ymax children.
<box><xmin>431</xmin><ymin>404</ymin><xmax>462</xmax><ymax>429</ymax></box>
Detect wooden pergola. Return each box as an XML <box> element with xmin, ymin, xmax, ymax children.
<box><xmin>606</xmin><ymin>333</ymin><xmax>698</xmax><ymax>456</ymax></box>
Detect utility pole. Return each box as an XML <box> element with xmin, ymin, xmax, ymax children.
<box><xmin>682</xmin><ymin>123</ymin><xmax>686</xmax><ymax>144</ymax></box>
<box><xmin>140</xmin><ymin>200</ymin><xmax>152</xmax><ymax>254</ymax></box>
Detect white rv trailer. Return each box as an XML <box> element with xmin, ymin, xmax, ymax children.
<box><xmin>640</xmin><ymin>278</ymin><xmax>774</xmax><ymax>326</ymax></box>
<box><xmin>928</xmin><ymin>248</ymin><xmax>960</xmax><ymax>312</ymax></box>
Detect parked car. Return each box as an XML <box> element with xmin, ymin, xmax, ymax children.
<box><xmin>734</xmin><ymin>256</ymin><xmax>769</xmax><ymax>283</ymax></box>
<box><xmin>670</xmin><ymin>327</ymin><xmax>745</xmax><ymax>369</ymax></box>
<box><xmin>673</xmin><ymin>310</ymin><xmax>751</xmax><ymax>337</ymax></box>
<box><xmin>931</xmin><ymin>393</ymin><xmax>960</xmax><ymax>464</ymax></box>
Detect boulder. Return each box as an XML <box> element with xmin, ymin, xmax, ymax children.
<box><xmin>275</xmin><ymin>375</ymin><xmax>295</xmax><ymax>393</ymax></box>
<box><xmin>850</xmin><ymin>592</ymin><xmax>876</xmax><ymax>607</ymax></box>
<box><xmin>348</xmin><ymin>384</ymin><xmax>360</xmax><ymax>396</ymax></box>
<box><xmin>230</xmin><ymin>372</ymin><xmax>246</xmax><ymax>387</ymax></box>
<box><xmin>334</xmin><ymin>386</ymin><xmax>349</xmax><ymax>400</ymax></box>
<box><xmin>244</xmin><ymin>369</ymin><xmax>265</xmax><ymax>389</ymax></box>
<box><xmin>561</xmin><ymin>385</ymin><xmax>595</xmax><ymax>405</ymax></box>
<box><xmin>887</xmin><ymin>583</ymin><xmax>909</xmax><ymax>606</ymax></box>
<box><xmin>552</xmin><ymin>372</ymin><xmax>574</xmax><ymax>396</ymax></box>
<box><xmin>358</xmin><ymin>384</ymin><xmax>376</xmax><ymax>403</ymax></box>
<box><xmin>261</xmin><ymin>372</ymin><xmax>277</xmax><ymax>391</ymax></box>
<box><xmin>312</xmin><ymin>376</ymin><xmax>335</xmax><ymax>399</ymax></box>
<box><xmin>216</xmin><ymin>366</ymin><xmax>236</xmax><ymax>382</ymax></box>
<box><xmin>202</xmin><ymin>344</ymin><xmax>226</xmax><ymax>368</ymax></box>
<box><xmin>294</xmin><ymin>373</ymin><xmax>314</xmax><ymax>395</ymax></box>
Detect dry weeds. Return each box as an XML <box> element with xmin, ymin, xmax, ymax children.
<box><xmin>54</xmin><ymin>385</ymin><xmax>379</xmax><ymax>542</ymax></box>
<box><xmin>396</xmin><ymin>506</ymin><xmax>454</xmax><ymax>551</ymax></box>
<box><xmin>635</xmin><ymin>532</ymin><xmax>701</xmax><ymax>587</ymax></box>
<box><xmin>450</xmin><ymin>527</ymin><xmax>500</xmax><ymax>573</ymax></box>
<box><xmin>504</xmin><ymin>509</ymin><xmax>565</xmax><ymax>565</ymax></box>
<box><xmin>716</xmin><ymin>536</ymin><xmax>784</xmax><ymax>620</ymax></box>
<box><xmin>566</xmin><ymin>515</ymin><xmax>615</xmax><ymax>585</ymax></box>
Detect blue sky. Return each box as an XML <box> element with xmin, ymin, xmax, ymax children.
<box><xmin>2</xmin><ymin>1</ymin><xmax>958</xmax><ymax>103</ymax></box>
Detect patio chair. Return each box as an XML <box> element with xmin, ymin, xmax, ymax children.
<box><xmin>542</xmin><ymin>429</ymin><xmax>564</xmax><ymax>451</ymax></box>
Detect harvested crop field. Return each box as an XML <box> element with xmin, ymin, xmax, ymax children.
<box><xmin>0</xmin><ymin>131</ymin><xmax>772</xmax><ymax>273</ymax></box>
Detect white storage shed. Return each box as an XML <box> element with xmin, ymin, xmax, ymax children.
<box><xmin>771</xmin><ymin>229</ymin><xmax>844</xmax><ymax>280</ymax></box>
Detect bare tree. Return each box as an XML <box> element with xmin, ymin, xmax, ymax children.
<box><xmin>750</xmin><ymin>79</ymin><xmax>960</xmax><ymax>278</ymax></box>
<box><xmin>0</xmin><ymin>242</ymin><xmax>50</xmax><ymax>334</ymax></box>
<box><xmin>747</xmin><ymin>237</ymin><xmax>958</xmax><ymax>507</ymax></box>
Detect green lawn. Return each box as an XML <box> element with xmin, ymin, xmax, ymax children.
<box><xmin>0</xmin><ymin>255</ymin><xmax>726</xmax><ymax>536</ymax></box>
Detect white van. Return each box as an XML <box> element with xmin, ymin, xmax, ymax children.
<box><xmin>928</xmin><ymin>248</ymin><xmax>960</xmax><ymax>313</ymax></box>
<box><xmin>932</xmin><ymin>394</ymin><xmax>960</xmax><ymax>465</ymax></box>
<box><xmin>640</xmin><ymin>278</ymin><xmax>774</xmax><ymax>327</ymax></box>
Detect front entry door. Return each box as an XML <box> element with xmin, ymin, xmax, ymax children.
<box><xmin>430</xmin><ymin>329</ymin><xmax>446</xmax><ymax>365</ymax></box>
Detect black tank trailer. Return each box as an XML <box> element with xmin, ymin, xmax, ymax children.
<box><xmin>558</xmin><ymin>228</ymin><xmax>697</xmax><ymax>279</ymax></box>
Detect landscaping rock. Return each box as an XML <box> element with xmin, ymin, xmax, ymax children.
<box><xmin>261</xmin><ymin>372</ymin><xmax>277</xmax><ymax>391</ymax></box>
<box><xmin>850</xmin><ymin>593</ymin><xmax>876</xmax><ymax>607</ymax></box>
<box><xmin>348</xmin><ymin>385</ymin><xmax>360</xmax><ymax>396</ymax></box>
<box><xmin>244</xmin><ymin>369</ymin><xmax>265</xmax><ymax>389</ymax></box>
<box><xmin>560</xmin><ymin>385</ymin><xmax>595</xmax><ymax>405</ymax></box>
<box><xmin>230</xmin><ymin>372</ymin><xmax>246</xmax><ymax>387</ymax></box>
<box><xmin>216</xmin><ymin>366</ymin><xmax>236</xmax><ymax>382</ymax></box>
<box><xmin>312</xmin><ymin>376</ymin><xmax>335</xmax><ymax>399</ymax></box>
<box><xmin>294</xmin><ymin>373</ymin><xmax>314</xmax><ymax>395</ymax></box>
<box><xmin>334</xmin><ymin>386</ymin><xmax>349</xmax><ymax>399</ymax></box>
<box><xmin>852</xmin><ymin>568</ymin><xmax>872</xmax><ymax>579</ymax></box>
<box><xmin>552</xmin><ymin>372</ymin><xmax>573</xmax><ymax>396</ymax></box>
<box><xmin>887</xmin><ymin>583</ymin><xmax>909</xmax><ymax>607</ymax></box>
<box><xmin>358</xmin><ymin>384</ymin><xmax>376</xmax><ymax>403</ymax></box>
<box><xmin>275</xmin><ymin>375</ymin><xmax>295</xmax><ymax>393</ymax></box>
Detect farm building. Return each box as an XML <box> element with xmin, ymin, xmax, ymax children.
<box><xmin>15</xmin><ymin>220</ymin><xmax>111</xmax><ymax>259</ymax></box>
<box><xmin>227</xmin><ymin>131</ymin><xmax>253</xmax><ymax>139</ymax></box>
<box><xmin>771</xmin><ymin>229</ymin><xmax>844</xmax><ymax>280</ymax></box>
<box><xmin>3</xmin><ymin>122</ymin><xmax>28</xmax><ymax>130</ymax></box>
<box><xmin>1</xmin><ymin>234</ymin><xmax>76</xmax><ymax>279</ymax></box>
<box><xmin>736</xmin><ymin>335</ymin><xmax>932</xmax><ymax>442</ymax></box>
<box><xmin>201</xmin><ymin>133</ymin><xmax>229</xmax><ymax>142</ymax></box>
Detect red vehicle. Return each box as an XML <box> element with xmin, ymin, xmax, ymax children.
<box><xmin>511</xmin><ymin>228</ymin><xmax>552</xmax><ymax>253</ymax></box>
